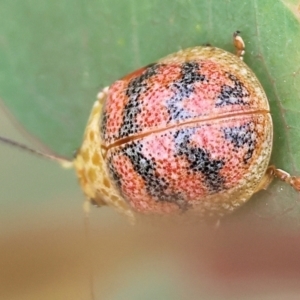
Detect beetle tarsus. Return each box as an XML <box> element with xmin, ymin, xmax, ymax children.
<box><xmin>233</xmin><ymin>30</ymin><xmax>245</xmax><ymax>60</ymax></box>
<box><xmin>269</xmin><ymin>166</ymin><xmax>300</xmax><ymax>192</ymax></box>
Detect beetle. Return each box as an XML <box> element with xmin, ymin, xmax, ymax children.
<box><xmin>1</xmin><ymin>32</ymin><xmax>300</xmax><ymax>222</ymax></box>
<box><xmin>73</xmin><ymin>31</ymin><xmax>300</xmax><ymax>222</ymax></box>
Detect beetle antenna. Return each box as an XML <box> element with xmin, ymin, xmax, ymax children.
<box><xmin>0</xmin><ymin>136</ymin><xmax>73</xmax><ymax>168</ymax></box>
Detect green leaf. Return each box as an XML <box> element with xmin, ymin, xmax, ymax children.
<box><xmin>1</xmin><ymin>0</ymin><xmax>300</xmax><ymax>223</ymax></box>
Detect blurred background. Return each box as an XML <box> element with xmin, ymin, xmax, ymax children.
<box><xmin>1</xmin><ymin>1</ymin><xmax>300</xmax><ymax>299</ymax></box>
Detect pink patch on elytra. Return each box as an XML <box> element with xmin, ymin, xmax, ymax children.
<box><xmin>104</xmin><ymin>81</ymin><xmax>128</xmax><ymax>142</ymax></box>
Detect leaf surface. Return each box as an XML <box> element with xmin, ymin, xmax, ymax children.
<box><xmin>1</xmin><ymin>0</ymin><xmax>300</xmax><ymax>223</ymax></box>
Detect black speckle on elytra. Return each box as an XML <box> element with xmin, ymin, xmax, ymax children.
<box><xmin>215</xmin><ymin>73</ymin><xmax>250</xmax><ymax>107</ymax></box>
<box><xmin>107</xmin><ymin>158</ymin><xmax>123</xmax><ymax>191</ymax></box>
<box><xmin>118</xmin><ymin>64</ymin><xmax>161</xmax><ymax>139</ymax></box>
<box><xmin>175</xmin><ymin>128</ymin><xmax>225</xmax><ymax>192</ymax></box>
<box><xmin>100</xmin><ymin>111</ymin><xmax>108</xmax><ymax>140</ymax></box>
<box><xmin>120</xmin><ymin>141</ymin><xmax>189</xmax><ymax>211</ymax></box>
<box><xmin>223</xmin><ymin>122</ymin><xmax>257</xmax><ymax>164</ymax></box>
<box><xmin>167</xmin><ymin>61</ymin><xmax>207</xmax><ymax>122</ymax></box>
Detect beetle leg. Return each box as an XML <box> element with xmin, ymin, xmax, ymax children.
<box><xmin>233</xmin><ymin>31</ymin><xmax>245</xmax><ymax>60</ymax></box>
<box><xmin>269</xmin><ymin>166</ymin><xmax>300</xmax><ymax>191</ymax></box>
<box><xmin>97</xmin><ymin>86</ymin><xmax>109</xmax><ymax>102</ymax></box>
<box><xmin>255</xmin><ymin>165</ymin><xmax>300</xmax><ymax>193</ymax></box>
<box><xmin>83</xmin><ymin>197</ymin><xmax>91</xmax><ymax>216</ymax></box>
